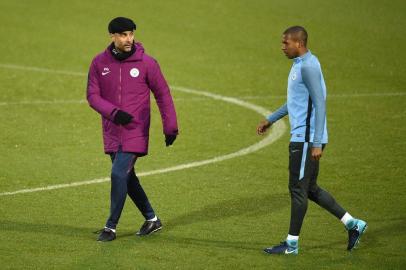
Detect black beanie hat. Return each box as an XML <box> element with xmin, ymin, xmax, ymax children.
<box><xmin>108</xmin><ymin>17</ymin><xmax>136</xmax><ymax>34</ymax></box>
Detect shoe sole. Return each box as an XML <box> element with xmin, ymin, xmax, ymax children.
<box><xmin>348</xmin><ymin>223</ymin><xmax>367</xmax><ymax>251</ymax></box>
<box><xmin>263</xmin><ymin>250</ymin><xmax>298</xmax><ymax>255</ymax></box>
<box><xmin>263</xmin><ymin>248</ymin><xmax>298</xmax><ymax>255</ymax></box>
<box><xmin>136</xmin><ymin>226</ymin><xmax>162</xmax><ymax>236</ymax></box>
<box><xmin>97</xmin><ymin>236</ymin><xmax>116</xmax><ymax>242</ymax></box>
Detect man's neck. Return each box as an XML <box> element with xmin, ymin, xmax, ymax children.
<box><xmin>297</xmin><ymin>48</ymin><xmax>308</xmax><ymax>57</ymax></box>
<box><xmin>109</xmin><ymin>43</ymin><xmax>135</xmax><ymax>61</ymax></box>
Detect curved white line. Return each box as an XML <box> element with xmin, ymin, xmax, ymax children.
<box><xmin>0</xmin><ymin>63</ymin><xmax>86</xmax><ymax>77</ymax></box>
<box><xmin>0</xmin><ymin>64</ymin><xmax>286</xmax><ymax>196</ymax></box>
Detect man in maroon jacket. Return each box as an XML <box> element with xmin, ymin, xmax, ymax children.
<box><xmin>87</xmin><ymin>17</ymin><xmax>179</xmax><ymax>242</ymax></box>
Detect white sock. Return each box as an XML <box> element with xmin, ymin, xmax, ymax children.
<box><xmin>147</xmin><ymin>215</ymin><xmax>158</xmax><ymax>222</ymax></box>
<box><xmin>286</xmin><ymin>234</ymin><xmax>299</xmax><ymax>247</ymax></box>
<box><xmin>105</xmin><ymin>227</ymin><xmax>116</xmax><ymax>233</ymax></box>
<box><xmin>286</xmin><ymin>234</ymin><xmax>299</xmax><ymax>241</ymax></box>
<box><xmin>340</xmin><ymin>212</ymin><xmax>354</xmax><ymax>226</ymax></box>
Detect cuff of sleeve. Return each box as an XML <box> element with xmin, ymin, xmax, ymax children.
<box><xmin>164</xmin><ymin>129</ymin><xmax>179</xmax><ymax>136</ymax></box>
<box><xmin>312</xmin><ymin>142</ymin><xmax>322</xmax><ymax>148</ymax></box>
<box><xmin>110</xmin><ymin>108</ymin><xmax>119</xmax><ymax>120</ymax></box>
<box><xmin>266</xmin><ymin>115</ymin><xmax>276</xmax><ymax>123</ymax></box>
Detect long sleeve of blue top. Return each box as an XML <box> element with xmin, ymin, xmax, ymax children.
<box><xmin>301</xmin><ymin>65</ymin><xmax>326</xmax><ymax>148</ymax></box>
<box><xmin>267</xmin><ymin>103</ymin><xmax>288</xmax><ymax>123</ymax></box>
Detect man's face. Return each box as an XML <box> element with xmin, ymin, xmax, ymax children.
<box><xmin>110</xmin><ymin>31</ymin><xmax>134</xmax><ymax>52</ymax></box>
<box><xmin>281</xmin><ymin>34</ymin><xmax>300</xmax><ymax>59</ymax></box>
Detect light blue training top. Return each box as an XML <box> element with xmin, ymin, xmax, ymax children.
<box><xmin>267</xmin><ymin>51</ymin><xmax>328</xmax><ymax>147</ymax></box>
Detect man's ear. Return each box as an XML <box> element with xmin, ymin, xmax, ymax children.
<box><xmin>109</xmin><ymin>33</ymin><xmax>115</xmax><ymax>42</ymax></box>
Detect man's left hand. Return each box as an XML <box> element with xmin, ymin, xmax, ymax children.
<box><xmin>311</xmin><ymin>147</ymin><xmax>323</xmax><ymax>161</ymax></box>
<box><xmin>165</xmin><ymin>134</ymin><xmax>177</xmax><ymax>147</ymax></box>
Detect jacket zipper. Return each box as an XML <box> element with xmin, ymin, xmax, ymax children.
<box><xmin>119</xmin><ymin>64</ymin><xmax>123</xmax><ymax>148</ymax></box>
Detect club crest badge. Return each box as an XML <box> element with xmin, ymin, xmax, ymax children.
<box><xmin>130</xmin><ymin>68</ymin><xmax>139</xmax><ymax>78</ymax></box>
<box><xmin>291</xmin><ymin>72</ymin><xmax>297</xmax><ymax>81</ymax></box>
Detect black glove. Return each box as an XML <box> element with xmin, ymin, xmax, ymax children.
<box><xmin>165</xmin><ymin>134</ymin><xmax>177</xmax><ymax>147</ymax></box>
<box><xmin>113</xmin><ymin>110</ymin><xmax>133</xmax><ymax>125</ymax></box>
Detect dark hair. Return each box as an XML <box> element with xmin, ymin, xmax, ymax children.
<box><xmin>283</xmin><ymin>26</ymin><xmax>308</xmax><ymax>46</ymax></box>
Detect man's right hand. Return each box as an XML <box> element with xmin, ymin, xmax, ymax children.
<box><xmin>165</xmin><ymin>134</ymin><xmax>177</xmax><ymax>146</ymax></box>
<box><xmin>256</xmin><ymin>120</ymin><xmax>273</xmax><ymax>135</ymax></box>
<box><xmin>113</xmin><ymin>110</ymin><xmax>133</xmax><ymax>125</ymax></box>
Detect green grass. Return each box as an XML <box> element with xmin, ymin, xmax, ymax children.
<box><xmin>0</xmin><ymin>0</ymin><xmax>405</xmax><ymax>269</ymax></box>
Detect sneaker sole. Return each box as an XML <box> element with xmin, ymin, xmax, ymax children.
<box><xmin>136</xmin><ymin>226</ymin><xmax>162</xmax><ymax>236</ymax></box>
<box><xmin>263</xmin><ymin>248</ymin><xmax>298</xmax><ymax>255</ymax></box>
<box><xmin>97</xmin><ymin>236</ymin><xmax>116</xmax><ymax>242</ymax></box>
<box><xmin>263</xmin><ymin>250</ymin><xmax>298</xmax><ymax>255</ymax></box>
<box><xmin>349</xmin><ymin>223</ymin><xmax>367</xmax><ymax>251</ymax></box>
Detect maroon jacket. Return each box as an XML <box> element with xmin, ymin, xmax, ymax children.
<box><xmin>87</xmin><ymin>42</ymin><xmax>178</xmax><ymax>155</ymax></box>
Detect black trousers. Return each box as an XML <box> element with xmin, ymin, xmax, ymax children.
<box><xmin>288</xmin><ymin>142</ymin><xmax>346</xmax><ymax>236</ymax></box>
<box><xmin>105</xmin><ymin>150</ymin><xmax>155</xmax><ymax>229</ymax></box>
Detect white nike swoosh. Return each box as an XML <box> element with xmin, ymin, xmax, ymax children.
<box><xmin>291</xmin><ymin>150</ymin><xmax>300</xmax><ymax>153</ymax></box>
<box><xmin>285</xmin><ymin>249</ymin><xmax>296</xmax><ymax>254</ymax></box>
<box><xmin>102</xmin><ymin>71</ymin><xmax>110</xmax><ymax>76</ymax></box>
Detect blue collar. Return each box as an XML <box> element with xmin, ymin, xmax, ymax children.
<box><xmin>293</xmin><ymin>50</ymin><xmax>311</xmax><ymax>63</ymax></box>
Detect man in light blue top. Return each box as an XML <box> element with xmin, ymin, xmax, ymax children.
<box><xmin>257</xmin><ymin>26</ymin><xmax>367</xmax><ymax>255</ymax></box>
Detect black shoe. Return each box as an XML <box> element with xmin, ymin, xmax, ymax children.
<box><xmin>96</xmin><ymin>228</ymin><xmax>116</xmax><ymax>242</ymax></box>
<box><xmin>136</xmin><ymin>219</ymin><xmax>162</xmax><ymax>236</ymax></box>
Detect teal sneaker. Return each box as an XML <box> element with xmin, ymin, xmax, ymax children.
<box><xmin>264</xmin><ymin>241</ymin><xmax>298</xmax><ymax>255</ymax></box>
<box><xmin>347</xmin><ymin>219</ymin><xmax>367</xmax><ymax>251</ymax></box>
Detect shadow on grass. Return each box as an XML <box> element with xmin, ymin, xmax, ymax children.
<box><xmin>150</xmin><ymin>234</ymin><xmax>269</xmax><ymax>252</ymax></box>
<box><xmin>164</xmin><ymin>193</ymin><xmax>288</xmax><ymax>231</ymax></box>
<box><xmin>292</xmin><ymin>218</ymin><xmax>406</xmax><ymax>268</ymax></box>
<box><xmin>308</xmin><ymin>216</ymin><xmax>405</xmax><ymax>251</ymax></box>
<box><xmin>0</xmin><ymin>219</ymin><xmax>94</xmax><ymax>238</ymax></box>
<box><xmin>121</xmin><ymin>193</ymin><xmax>290</xmax><ymax>250</ymax></box>
<box><xmin>0</xmin><ymin>192</ymin><xmax>289</xmax><ymax>248</ymax></box>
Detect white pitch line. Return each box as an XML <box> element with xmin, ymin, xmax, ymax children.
<box><xmin>238</xmin><ymin>92</ymin><xmax>406</xmax><ymax>99</ymax></box>
<box><xmin>329</xmin><ymin>92</ymin><xmax>406</xmax><ymax>97</ymax></box>
<box><xmin>0</xmin><ymin>63</ymin><xmax>287</xmax><ymax>196</ymax></box>
<box><xmin>0</xmin><ymin>178</ymin><xmax>110</xmax><ymax>196</ymax></box>
<box><xmin>3</xmin><ymin>62</ymin><xmax>403</xmax><ymax>196</ymax></box>
<box><xmin>0</xmin><ymin>63</ymin><xmax>86</xmax><ymax>77</ymax></box>
<box><xmin>0</xmin><ymin>97</ymin><xmax>245</xmax><ymax>106</ymax></box>
<box><xmin>0</xmin><ymin>63</ymin><xmax>404</xmax><ymax>102</ymax></box>
<box><xmin>1</xmin><ymin>91</ymin><xmax>405</xmax><ymax>107</ymax></box>
<box><xmin>0</xmin><ymin>99</ymin><xmax>88</xmax><ymax>106</ymax></box>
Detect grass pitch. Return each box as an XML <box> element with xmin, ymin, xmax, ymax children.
<box><xmin>0</xmin><ymin>0</ymin><xmax>405</xmax><ymax>269</ymax></box>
